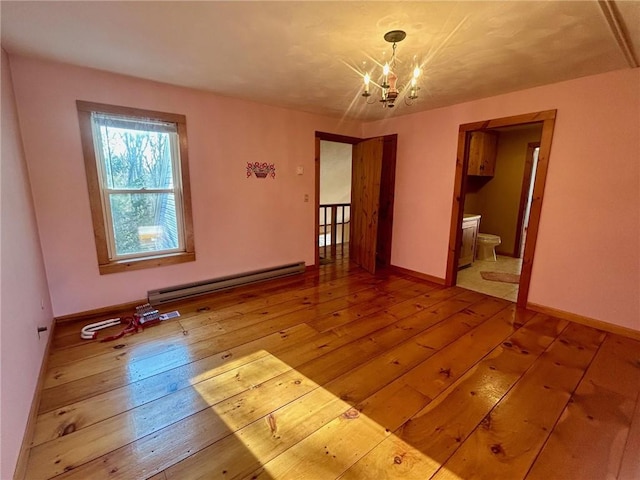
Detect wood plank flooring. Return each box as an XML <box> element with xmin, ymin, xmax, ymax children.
<box><xmin>23</xmin><ymin>259</ymin><xmax>640</xmax><ymax>479</ymax></box>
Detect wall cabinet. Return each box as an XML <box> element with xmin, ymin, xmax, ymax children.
<box><xmin>458</xmin><ymin>215</ymin><xmax>480</xmax><ymax>268</ymax></box>
<box><xmin>468</xmin><ymin>131</ymin><xmax>498</xmax><ymax>176</ymax></box>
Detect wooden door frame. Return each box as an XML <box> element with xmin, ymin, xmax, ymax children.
<box><xmin>513</xmin><ymin>142</ymin><xmax>540</xmax><ymax>257</ymax></box>
<box><xmin>314</xmin><ymin>132</ymin><xmax>362</xmax><ymax>268</ymax></box>
<box><xmin>445</xmin><ymin>110</ymin><xmax>557</xmax><ymax>307</ymax></box>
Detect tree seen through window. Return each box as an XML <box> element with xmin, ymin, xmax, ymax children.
<box><xmin>94</xmin><ymin>114</ymin><xmax>182</xmax><ymax>258</ymax></box>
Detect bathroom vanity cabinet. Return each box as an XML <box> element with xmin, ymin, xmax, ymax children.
<box><xmin>459</xmin><ymin>214</ymin><xmax>480</xmax><ymax>268</ymax></box>
<box><xmin>467</xmin><ymin>131</ymin><xmax>498</xmax><ymax>176</ymax></box>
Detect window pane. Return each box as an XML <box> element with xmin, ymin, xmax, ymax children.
<box><xmin>97</xmin><ymin>120</ymin><xmax>176</xmax><ymax>190</ymax></box>
<box><xmin>109</xmin><ymin>193</ymin><xmax>180</xmax><ymax>257</ymax></box>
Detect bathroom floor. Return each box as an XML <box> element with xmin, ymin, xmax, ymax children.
<box><xmin>457</xmin><ymin>255</ymin><xmax>523</xmax><ymax>302</ymax></box>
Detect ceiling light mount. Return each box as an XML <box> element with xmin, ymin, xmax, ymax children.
<box><xmin>362</xmin><ymin>29</ymin><xmax>421</xmax><ymax>109</ymax></box>
<box><xmin>383</xmin><ymin>30</ymin><xmax>406</xmax><ymax>43</ymax></box>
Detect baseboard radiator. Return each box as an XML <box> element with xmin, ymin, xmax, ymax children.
<box><xmin>147</xmin><ymin>261</ymin><xmax>306</xmax><ymax>305</ymax></box>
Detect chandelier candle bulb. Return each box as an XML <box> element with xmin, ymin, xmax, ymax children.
<box><xmin>363</xmin><ymin>73</ymin><xmax>371</xmax><ymax>95</ymax></box>
<box><xmin>382</xmin><ymin>63</ymin><xmax>390</xmax><ymax>88</ymax></box>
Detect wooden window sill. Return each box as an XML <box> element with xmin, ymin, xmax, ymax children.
<box><xmin>99</xmin><ymin>252</ymin><xmax>195</xmax><ymax>275</ymax></box>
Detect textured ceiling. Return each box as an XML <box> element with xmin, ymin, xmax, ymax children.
<box><xmin>2</xmin><ymin>1</ymin><xmax>638</xmax><ymax>121</ymax></box>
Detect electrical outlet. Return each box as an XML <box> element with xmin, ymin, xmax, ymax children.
<box><xmin>304</xmin><ymin>194</ymin><xmax>309</xmax><ymax>203</ymax></box>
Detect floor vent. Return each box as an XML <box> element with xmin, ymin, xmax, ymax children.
<box><xmin>147</xmin><ymin>261</ymin><xmax>306</xmax><ymax>305</ymax></box>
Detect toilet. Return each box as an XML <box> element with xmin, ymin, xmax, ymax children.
<box><xmin>476</xmin><ymin>233</ymin><xmax>501</xmax><ymax>261</ymax></box>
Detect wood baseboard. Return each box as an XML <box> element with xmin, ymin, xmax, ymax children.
<box><xmin>527</xmin><ymin>302</ymin><xmax>640</xmax><ymax>341</ymax></box>
<box><xmin>13</xmin><ymin>319</ymin><xmax>56</xmax><ymax>480</ymax></box>
<box><xmin>54</xmin><ymin>299</ymin><xmax>147</xmax><ymax>324</ymax></box>
<box><xmin>389</xmin><ymin>264</ymin><xmax>447</xmax><ymax>286</ymax></box>
<box><xmin>56</xmin><ymin>266</ymin><xmax>315</xmax><ymax>325</ymax></box>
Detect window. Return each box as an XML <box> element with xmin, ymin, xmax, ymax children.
<box><xmin>77</xmin><ymin>101</ymin><xmax>195</xmax><ymax>274</ymax></box>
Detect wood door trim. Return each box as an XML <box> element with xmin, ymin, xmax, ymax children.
<box><xmin>513</xmin><ymin>142</ymin><xmax>540</xmax><ymax>257</ymax></box>
<box><xmin>315</xmin><ymin>132</ymin><xmax>362</xmax><ymax>144</ymax></box>
<box><xmin>315</xmin><ymin>132</ymin><xmax>364</xmax><ymax>267</ymax></box>
<box><xmin>445</xmin><ymin>110</ymin><xmax>557</xmax><ymax>308</ymax></box>
<box><xmin>459</xmin><ymin>110</ymin><xmax>556</xmax><ymax>132</ymax></box>
<box><xmin>314</xmin><ymin>136</ymin><xmax>321</xmax><ymax>267</ymax></box>
<box><xmin>516</xmin><ymin>116</ymin><xmax>556</xmax><ymax>305</ymax></box>
<box><xmin>446</xmin><ymin>128</ymin><xmax>471</xmax><ymax>282</ymax></box>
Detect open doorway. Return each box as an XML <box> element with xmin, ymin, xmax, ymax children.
<box><xmin>314</xmin><ymin>132</ymin><xmax>398</xmax><ymax>273</ymax></box>
<box><xmin>446</xmin><ymin>110</ymin><xmax>557</xmax><ymax>308</ymax></box>
<box><xmin>314</xmin><ymin>132</ymin><xmax>360</xmax><ymax>268</ymax></box>
<box><xmin>318</xmin><ymin>140</ymin><xmax>352</xmax><ymax>265</ymax></box>
<box><xmin>457</xmin><ymin>124</ymin><xmax>542</xmax><ymax>302</ymax></box>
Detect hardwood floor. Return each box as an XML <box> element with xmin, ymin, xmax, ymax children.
<box><xmin>23</xmin><ymin>259</ymin><xmax>640</xmax><ymax>480</ymax></box>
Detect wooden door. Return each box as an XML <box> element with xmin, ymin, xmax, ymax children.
<box><xmin>376</xmin><ymin>135</ymin><xmax>397</xmax><ymax>268</ymax></box>
<box><xmin>351</xmin><ymin>137</ymin><xmax>384</xmax><ymax>273</ymax></box>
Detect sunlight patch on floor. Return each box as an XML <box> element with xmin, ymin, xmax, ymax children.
<box><xmin>189</xmin><ymin>350</ymin><xmax>451</xmax><ymax>479</ymax></box>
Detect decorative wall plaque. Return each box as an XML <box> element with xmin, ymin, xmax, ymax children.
<box><xmin>247</xmin><ymin>162</ymin><xmax>276</xmax><ymax>179</ymax></box>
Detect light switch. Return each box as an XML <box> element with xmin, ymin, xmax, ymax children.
<box><xmin>296</xmin><ymin>166</ymin><xmax>304</xmax><ymax>175</ymax></box>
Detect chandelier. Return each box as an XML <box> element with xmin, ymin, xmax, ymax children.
<box><xmin>362</xmin><ymin>30</ymin><xmax>420</xmax><ymax>108</ymax></box>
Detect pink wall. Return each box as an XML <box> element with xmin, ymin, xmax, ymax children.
<box><xmin>0</xmin><ymin>49</ymin><xmax>54</xmax><ymax>478</ymax></box>
<box><xmin>364</xmin><ymin>68</ymin><xmax>640</xmax><ymax>331</ymax></box>
<box><xmin>8</xmin><ymin>53</ymin><xmax>640</xmax><ymax>333</ymax></box>
<box><xmin>9</xmin><ymin>56</ymin><xmax>362</xmax><ymax>317</ymax></box>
